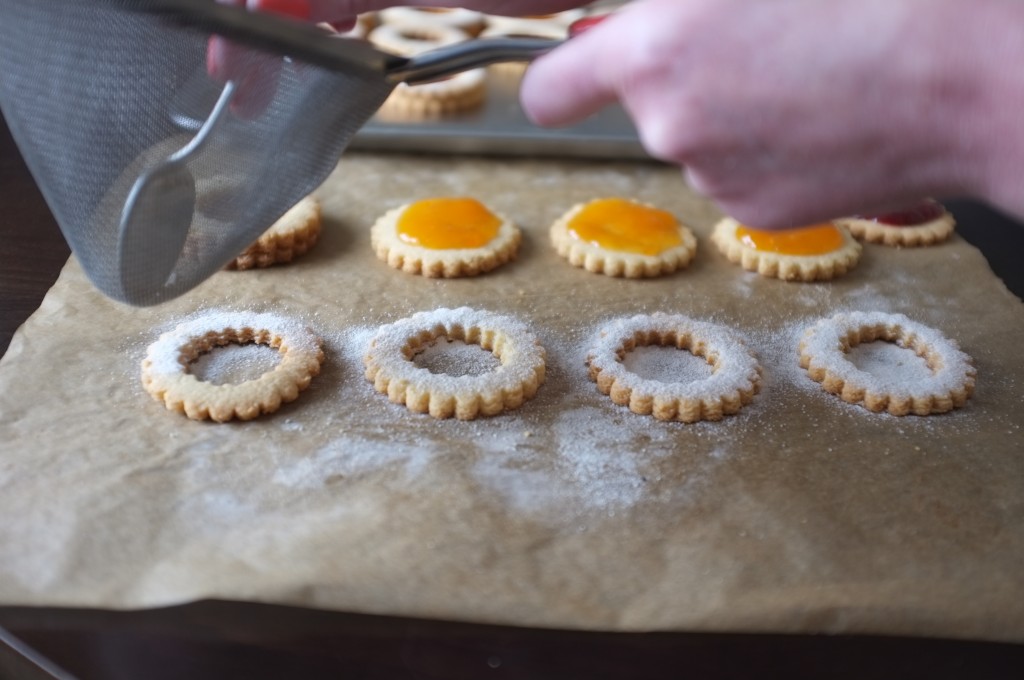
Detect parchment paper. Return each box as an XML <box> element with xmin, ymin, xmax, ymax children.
<box><xmin>2</xmin><ymin>153</ymin><xmax>1023</xmax><ymax>642</ymax></box>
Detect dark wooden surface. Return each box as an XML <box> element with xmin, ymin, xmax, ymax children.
<box><xmin>2</xmin><ymin>114</ymin><xmax>1023</xmax><ymax>679</ymax></box>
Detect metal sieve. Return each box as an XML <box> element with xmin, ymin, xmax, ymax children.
<box><xmin>0</xmin><ymin>0</ymin><xmax>558</xmax><ymax>305</ymax></box>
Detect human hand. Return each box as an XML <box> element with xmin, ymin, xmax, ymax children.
<box><xmin>206</xmin><ymin>0</ymin><xmax>363</xmax><ymax>117</ymax></box>
<box><xmin>521</xmin><ymin>0</ymin><xmax>991</xmax><ymax>228</ymax></box>
<box><xmin>206</xmin><ymin>0</ymin><xmax>587</xmax><ymax>117</ymax></box>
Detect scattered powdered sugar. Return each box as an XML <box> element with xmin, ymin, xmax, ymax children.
<box><xmin>413</xmin><ymin>338</ymin><xmax>501</xmax><ymax>377</ymax></box>
<box><xmin>145</xmin><ymin>310</ymin><xmax>320</xmax><ymax>377</ymax></box>
<box><xmin>846</xmin><ymin>341</ymin><xmax>932</xmax><ymax>384</ymax></box>
<box><xmin>799</xmin><ymin>311</ymin><xmax>974</xmax><ymax>397</ymax></box>
<box><xmin>550</xmin><ymin>406</ymin><xmax>661</xmax><ymax>511</ymax></box>
<box><xmin>621</xmin><ymin>345</ymin><xmax>714</xmax><ymax>383</ymax></box>
<box><xmin>365</xmin><ymin>307</ymin><xmax>545</xmax><ymax>398</ymax></box>
<box><xmin>273</xmin><ymin>436</ymin><xmax>440</xmax><ymax>490</ymax></box>
<box><xmin>232</xmin><ymin>304</ymin><xmax>985</xmax><ymax>521</ymax></box>
<box><xmin>587</xmin><ymin>313</ymin><xmax>760</xmax><ymax>401</ymax></box>
<box><xmin>469</xmin><ymin>406</ymin><xmax>676</xmax><ymax>517</ymax></box>
<box><xmin>190</xmin><ymin>344</ymin><xmax>281</xmax><ymax>385</ymax></box>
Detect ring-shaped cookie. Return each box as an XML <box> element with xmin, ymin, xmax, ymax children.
<box><xmin>799</xmin><ymin>311</ymin><xmax>975</xmax><ymax>416</ymax></box>
<box><xmin>371</xmin><ymin>197</ymin><xmax>521</xmax><ymax>277</ymax></box>
<box><xmin>587</xmin><ymin>313</ymin><xmax>762</xmax><ymax>422</ymax></box>
<box><xmin>378</xmin><ymin>7</ymin><xmax>486</xmax><ymax>36</ymax></box>
<box><xmin>227</xmin><ymin>196</ymin><xmax>321</xmax><ymax>270</ymax></box>
<box><xmin>141</xmin><ymin>311</ymin><xmax>324</xmax><ymax>422</ymax></box>
<box><xmin>378</xmin><ymin>69</ymin><xmax>487</xmax><ymax>117</ymax></box>
<box><xmin>551</xmin><ymin>198</ymin><xmax>698</xmax><ymax>278</ymax></box>
<box><xmin>478</xmin><ymin>22</ymin><xmax>567</xmax><ymax>77</ymax></box>
<box><xmin>484</xmin><ymin>9</ymin><xmax>586</xmax><ymax>33</ymax></box>
<box><xmin>364</xmin><ymin>307</ymin><xmax>546</xmax><ymax>420</ymax></box>
<box><xmin>712</xmin><ymin>217</ymin><xmax>862</xmax><ymax>281</ymax></box>
<box><xmin>368</xmin><ymin>23</ymin><xmax>469</xmax><ymax>56</ymax></box>
<box><xmin>368</xmin><ymin>24</ymin><xmax>484</xmax><ymax>115</ymax></box>
<box><xmin>835</xmin><ymin>201</ymin><xmax>956</xmax><ymax>247</ymax></box>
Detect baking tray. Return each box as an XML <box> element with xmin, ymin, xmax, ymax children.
<box><xmin>171</xmin><ymin>64</ymin><xmax>647</xmax><ymax>161</ymax></box>
<box><xmin>350</xmin><ymin>67</ymin><xmax>650</xmax><ymax>160</ymax></box>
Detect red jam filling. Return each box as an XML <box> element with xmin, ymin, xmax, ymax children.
<box><xmin>859</xmin><ymin>199</ymin><xmax>945</xmax><ymax>227</ymax></box>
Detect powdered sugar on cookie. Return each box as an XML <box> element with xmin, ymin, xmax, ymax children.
<box><xmin>799</xmin><ymin>311</ymin><xmax>975</xmax><ymax>415</ymax></box>
<box><xmin>586</xmin><ymin>313</ymin><xmax>762</xmax><ymax>422</ymax></box>
<box><xmin>364</xmin><ymin>307</ymin><xmax>546</xmax><ymax>420</ymax></box>
<box><xmin>142</xmin><ymin>310</ymin><xmax>324</xmax><ymax>422</ymax></box>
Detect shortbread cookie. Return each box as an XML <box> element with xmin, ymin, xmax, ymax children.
<box><xmin>711</xmin><ymin>217</ymin><xmax>862</xmax><ymax>282</ymax></box>
<box><xmin>377</xmin><ymin>69</ymin><xmax>487</xmax><ymax>117</ymax></box>
<box><xmin>379</xmin><ymin>6</ymin><xmax>486</xmax><ymax>36</ymax></box>
<box><xmin>478</xmin><ymin>20</ymin><xmax>568</xmax><ymax>78</ymax></box>
<box><xmin>141</xmin><ymin>311</ymin><xmax>324</xmax><ymax>422</ymax></box>
<box><xmin>319</xmin><ymin>13</ymin><xmax>377</xmax><ymax>39</ymax></box>
<box><xmin>227</xmin><ymin>196</ymin><xmax>321</xmax><ymax>270</ymax></box>
<box><xmin>364</xmin><ymin>307</ymin><xmax>546</xmax><ymax>420</ymax></box>
<box><xmin>835</xmin><ymin>199</ymin><xmax>956</xmax><ymax>247</ymax></box>
<box><xmin>371</xmin><ymin>197</ymin><xmax>521</xmax><ymax>277</ymax></box>
<box><xmin>550</xmin><ymin>197</ymin><xmax>698</xmax><ymax>278</ymax></box>
<box><xmin>587</xmin><ymin>313</ymin><xmax>762</xmax><ymax>422</ymax></box>
<box><xmin>368</xmin><ymin>23</ymin><xmax>485</xmax><ymax>116</ymax></box>
<box><xmin>483</xmin><ymin>9</ymin><xmax>586</xmax><ymax>33</ymax></box>
<box><xmin>799</xmin><ymin>311</ymin><xmax>975</xmax><ymax>416</ymax></box>
<box><xmin>368</xmin><ymin>22</ymin><xmax>469</xmax><ymax>56</ymax></box>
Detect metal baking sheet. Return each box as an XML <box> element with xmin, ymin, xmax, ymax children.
<box><xmin>350</xmin><ymin>67</ymin><xmax>649</xmax><ymax>160</ymax></box>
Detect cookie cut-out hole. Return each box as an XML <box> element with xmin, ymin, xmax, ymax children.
<box><xmin>190</xmin><ymin>343</ymin><xmax>282</xmax><ymax>385</ymax></box>
<box><xmin>413</xmin><ymin>338</ymin><xmax>501</xmax><ymax>377</ymax></box>
<box><xmin>621</xmin><ymin>345</ymin><xmax>714</xmax><ymax>384</ymax></box>
<box><xmin>846</xmin><ymin>341</ymin><xmax>933</xmax><ymax>383</ymax></box>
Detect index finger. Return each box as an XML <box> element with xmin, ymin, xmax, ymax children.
<box><xmin>519</xmin><ymin>13</ymin><xmax>620</xmax><ymax>127</ymax></box>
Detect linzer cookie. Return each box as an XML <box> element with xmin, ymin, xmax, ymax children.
<box><xmin>368</xmin><ymin>23</ymin><xmax>485</xmax><ymax>117</ymax></box>
<box><xmin>141</xmin><ymin>311</ymin><xmax>324</xmax><ymax>422</ymax></box>
<box><xmin>799</xmin><ymin>311</ymin><xmax>975</xmax><ymax>416</ymax></box>
<box><xmin>479</xmin><ymin>11</ymin><xmax>581</xmax><ymax>76</ymax></box>
<box><xmin>378</xmin><ymin>7</ymin><xmax>486</xmax><ymax>36</ymax></box>
<box><xmin>550</xmin><ymin>197</ymin><xmax>698</xmax><ymax>278</ymax></box>
<box><xmin>711</xmin><ymin>217</ymin><xmax>862</xmax><ymax>282</ymax></box>
<box><xmin>377</xmin><ymin>70</ymin><xmax>487</xmax><ymax>117</ymax></box>
<box><xmin>227</xmin><ymin>196</ymin><xmax>321</xmax><ymax>270</ymax></box>
<box><xmin>835</xmin><ymin>199</ymin><xmax>956</xmax><ymax>247</ymax></box>
<box><xmin>371</xmin><ymin>197</ymin><xmax>521</xmax><ymax>277</ymax></box>
<box><xmin>586</xmin><ymin>313</ymin><xmax>762</xmax><ymax>422</ymax></box>
<box><xmin>364</xmin><ymin>307</ymin><xmax>546</xmax><ymax>420</ymax></box>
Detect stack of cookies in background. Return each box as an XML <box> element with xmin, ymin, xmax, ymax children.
<box><xmin>332</xmin><ymin>4</ymin><xmax>619</xmax><ymax>117</ymax></box>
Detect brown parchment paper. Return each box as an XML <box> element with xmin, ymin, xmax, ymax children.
<box><xmin>2</xmin><ymin>153</ymin><xmax>1023</xmax><ymax>642</ymax></box>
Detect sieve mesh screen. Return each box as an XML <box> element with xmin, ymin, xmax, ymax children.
<box><xmin>0</xmin><ymin>0</ymin><xmax>393</xmax><ymax>305</ymax></box>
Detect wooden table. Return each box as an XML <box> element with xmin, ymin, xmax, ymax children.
<box><xmin>3</xmin><ymin>115</ymin><xmax>1023</xmax><ymax>680</ymax></box>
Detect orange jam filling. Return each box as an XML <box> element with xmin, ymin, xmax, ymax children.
<box><xmin>736</xmin><ymin>223</ymin><xmax>844</xmax><ymax>256</ymax></box>
<box><xmin>567</xmin><ymin>198</ymin><xmax>682</xmax><ymax>256</ymax></box>
<box><xmin>397</xmin><ymin>197</ymin><xmax>502</xmax><ymax>250</ymax></box>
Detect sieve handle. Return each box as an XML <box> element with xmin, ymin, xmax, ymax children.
<box><xmin>386</xmin><ymin>38</ymin><xmax>563</xmax><ymax>86</ymax></box>
<box><xmin>383</xmin><ymin>15</ymin><xmax>609</xmax><ymax>85</ymax></box>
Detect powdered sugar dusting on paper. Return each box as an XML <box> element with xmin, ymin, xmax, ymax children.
<box><xmin>847</xmin><ymin>341</ymin><xmax>932</xmax><ymax>383</ymax></box>
<box><xmin>470</xmin><ymin>406</ymin><xmax>664</xmax><ymax>517</ymax></box>
<box><xmin>190</xmin><ymin>344</ymin><xmax>281</xmax><ymax>385</ymax></box>
<box><xmin>273</xmin><ymin>436</ymin><xmax>440</xmax><ymax>490</ymax></box>
<box><xmin>144</xmin><ymin>309</ymin><xmax>320</xmax><ymax>376</ymax></box>
<box><xmin>179</xmin><ymin>294</ymin><xmax>988</xmax><ymax>521</ymax></box>
<box><xmin>414</xmin><ymin>338</ymin><xmax>501</xmax><ymax>376</ymax></box>
<box><xmin>621</xmin><ymin>345</ymin><xmax>713</xmax><ymax>383</ymax></box>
